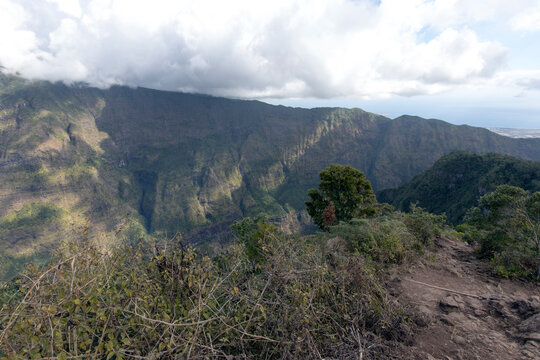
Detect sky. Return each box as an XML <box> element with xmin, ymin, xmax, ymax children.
<box><xmin>0</xmin><ymin>0</ymin><xmax>540</xmax><ymax>128</ymax></box>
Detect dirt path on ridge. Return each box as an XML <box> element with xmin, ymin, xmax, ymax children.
<box><xmin>388</xmin><ymin>237</ymin><xmax>540</xmax><ymax>360</ymax></box>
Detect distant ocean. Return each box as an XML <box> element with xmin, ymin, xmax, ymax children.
<box><xmin>487</xmin><ymin>128</ymin><xmax>540</xmax><ymax>139</ymax></box>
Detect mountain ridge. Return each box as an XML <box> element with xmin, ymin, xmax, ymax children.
<box><xmin>377</xmin><ymin>151</ymin><xmax>540</xmax><ymax>223</ymax></box>
<box><xmin>1</xmin><ymin>73</ymin><xmax>540</xmax><ymax>277</ymax></box>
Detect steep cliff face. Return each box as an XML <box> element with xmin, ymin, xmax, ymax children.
<box><xmin>1</xmin><ymin>73</ymin><xmax>540</xmax><ymax>277</ymax></box>
<box><xmin>0</xmin><ymin>76</ymin><xmax>146</xmax><ymax>278</ymax></box>
<box><xmin>89</xmin><ymin>87</ymin><xmax>395</xmax><ymax>234</ymax></box>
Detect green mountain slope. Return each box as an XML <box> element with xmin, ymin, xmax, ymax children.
<box><xmin>377</xmin><ymin>151</ymin><xmax>540</xmax><ymax>223</ymax></box>
<box><xmin>1</xmin><ymin>73</ymin><xmax>540</xmax><ymax>276</ymax></box>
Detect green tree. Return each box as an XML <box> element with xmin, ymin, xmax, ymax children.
<box><xmin>306</xmin><ymin>164</ymin><xmax>376</xmax><ymax>229</ymax></box>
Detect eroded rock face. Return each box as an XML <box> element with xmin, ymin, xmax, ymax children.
<box><xmin>512</xmin><ymin>299</ymin><xmax>538</xmax><ymax>319</ymax></box>
<box><xmin>520</xmin><ymin>313</ymin><xmax>540</xmax><ymax>333</ymax></box>
<box><xmin>519</xmin><ymin>313</ymin><xmax>540</xmax><ymax>342</ymax></box>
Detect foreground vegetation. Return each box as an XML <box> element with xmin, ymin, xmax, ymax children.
<box><xmin>459</xmin><ymin>185</ymin><xmax>540</xmax><ymax>279</ymax></box>
<box><xmin>0</xmin><ymin>165</ymin><xmax>447</xmax><ymax>359</ymax></box>
<box><xmin>1</xmin><ymin>164</ymin><xmax>536</xmax><ymax>359</ymax></box>
<box><xmin>0</xmin><ymin>206</ymin><xmax>447</xmax><ymax>359</ymax></box>
<box><xmin>376</xmin><ymin>152</ymin><xmax>540</xmax><ymax>279</ymax></box>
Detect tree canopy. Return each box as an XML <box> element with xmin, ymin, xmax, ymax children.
<box><xmin>306</xmin><ymin>165</ymin><xmax>376</xmax><ymax>229</ymax></box>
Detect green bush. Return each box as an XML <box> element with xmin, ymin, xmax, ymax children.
<box><xmin>455</xmin><ymin>224</ymin><xmax>486</xmax><ymax>245</ymax></box>
<box><xmin>0</xmin><ymin>230</ymin><xmax>406</xmax><ymax>359</ymax></box>
<box><xmin>231</xmin><ymin>214</ymin><xmax>277</xmax><ymax>264</ymax></box>
<box><xmin>403</xmin><ymin>204</ymin><xmax>446</xmax><ymax>245</ymax></box>
<box><xmin>330</xmin><ymin>216</ymin><xmax>415</xmax><ymax>264</ymax></box>
<box><xmin>491</xmin><ymin>250</ymin><xmax>538</xmax><ymax>279</ymax></box>
<box><xmin>463</xmin><ymin>185</ymin><xmax>540</xmax><ymax>279</ymax></box>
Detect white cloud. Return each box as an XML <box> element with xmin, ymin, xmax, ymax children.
<box><xmin>0</xmin><ymin>0</ymin><xmax>536</xmax><ymax>99</ymax></box>
<box><xmin>495</xmin><ymin>70</ymin><xmax>540</xmax><ymax>92</ymax></box>
<box><xmin>510</xmin><ymin>5</ymin><xmax>540</xmax><ymax>32</ymax></box>
<box><xmin>46</xmin><ymin>0</ymin><xmax>82</xmax><ymax>18</ymax></box>
<box><xmin>0</xmin><ymin>0</ymin><xmax>42</xmax><ymax>71</ymax></box>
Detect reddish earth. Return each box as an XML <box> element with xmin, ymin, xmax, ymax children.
<box><xmin>388</xmin><ymin>237</ymin><xmax>539</xmax><ymax>360</ymax></box>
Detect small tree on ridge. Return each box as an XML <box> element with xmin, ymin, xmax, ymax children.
<box><xmin>306</xmin><ymin>164</ymin><xmax>377</xmax><ymax>229</ymax></box>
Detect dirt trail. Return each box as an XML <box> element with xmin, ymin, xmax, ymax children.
<box><xmin>389</xmin><ymin>237</ymin><xmax>540</xmax><ymax>360</ymax></box>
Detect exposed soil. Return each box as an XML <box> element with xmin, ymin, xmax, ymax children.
<box><xmin>388</xmin><ymin>237</ymin><xmax>539</xmax><ymax>360</ymax></box>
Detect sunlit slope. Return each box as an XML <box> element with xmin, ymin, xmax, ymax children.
<box><xmin>0</xmin><ymin>75</ymin><xmax>146</xmax><ymax>278</ymax></box>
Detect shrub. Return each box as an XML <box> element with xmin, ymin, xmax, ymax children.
<box><xmin>403</xmin><ymin>204</ymin><xmax>446</xmax><ymax>245</ymax></box>
<box><xmin>330</xmin><ymin>216</ymin><xmax>415</xmax><ymax>264</ymax></box>
<box><xmin>231</xmin><ymin>214</ymin><xmax>277</xmax><ymax>264</ymax></box>
<box><xmin>455</xmin><ymin>224</ymin><xmax>486</xmax><ymax>245</ymax></box>
<box><xmin>0</xmin><ymin>230</ymin><xmax>406</xmax><ymax>359</ymax></box>
<box><xmin>463</xmin><ymin>185</ymin><xmax>540</xmax><ymax>279</ymax></box>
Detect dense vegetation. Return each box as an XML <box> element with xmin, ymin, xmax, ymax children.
<box><xmin>458</xmin><ymin>185</ymin><xmax>540</xmax><ymax>279</ymax></box>
<box><xmin>378</xmin><ymin>152</ymin><xmax>540</xmax><ymax>224</ymax></box>
<box><xmin>2</xmin><ymin>161</ymin><xmax>537</xmax><ymax>359</ymax></box>
<box><xmin>0</xmin><ymin>211</ymin><xmax>448</xmax><ymax>359</ymax></box>
<box><xmin>0</xmin><ymin>203</ymin><xmax>66</xmax><ymax>280</ymax></box>
<box><xmin>0</xmin><ymin>166</ymin><xmax>452</xmax><ymax>359</ymax></box>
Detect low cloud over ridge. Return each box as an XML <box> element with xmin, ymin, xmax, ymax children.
<box><xmin>1</xmin><ymin>0</ymin><xmax>539</xmax><ymax>99</ymax></box>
